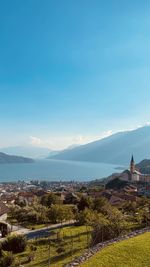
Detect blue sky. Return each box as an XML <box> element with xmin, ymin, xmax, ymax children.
<box><xmin>0</xmin><ymin>0</ymin><xmax>150</xmax><ymax>149</ymax></box>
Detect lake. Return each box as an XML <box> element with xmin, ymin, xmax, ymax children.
<box><xmin>0</xmin><ymin>159</ymin><xmax>120</xmax><ymax>182</ymax></box>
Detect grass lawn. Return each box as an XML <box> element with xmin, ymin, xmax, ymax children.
<box><xmin>15</xmin><ymin>225</ymin><xmax>92</xmax><ymax>267</ymax></box>
<box><xmin>23</xmin><ymin>223</ymin><xmax>49</xmax><ymax>230</ymax></box>
<box><xmin>80</xmin><ymin>232</ymin><xmax>150</xmax><ymax>267</ymax></box>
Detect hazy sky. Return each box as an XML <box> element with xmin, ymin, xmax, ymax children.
<box><xmin>0</xmin><ymin>1</ymin><xmax>150</xmax><ymax>149</ymax></box>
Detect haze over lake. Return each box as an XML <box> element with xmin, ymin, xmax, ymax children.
<box><xmin>0</xmin><ymin>159</ymin><xmax>120</xmax><ymax>182</ymax></box>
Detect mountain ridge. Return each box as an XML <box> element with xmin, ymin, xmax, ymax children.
<box><xmin>0</xmin><ymin>152</ymin><xmax>34</xmax><ymax>164</ymax></box>
<box><xmin>0</xmin><ymin>146</ymin><xmax>51</xmax><ymax>159</ymax></box>
<box><xmin>49</xmin><ymin>126</ymin><xmax>150</xmax><ymax>165</ymax></box>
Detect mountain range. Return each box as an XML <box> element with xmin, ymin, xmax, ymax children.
<box><xmin>0</xmin><ymin>145</ymin><xmax>78</xmax><ymax>159</ymax></box>
<box><xmin>1</xmin><ymin>126</ymin><xmax>150</xmax><ymax>165</ymax></box>
<box><xmin>49</xmin><ymin>126</ymin><xmax>150</xmax><ymax>165</ymax></box>
<box><xmin>0</xmin><ymin>152</ymin><xmax>34</xmax><ymax>164</ymax></box>
<box><xmin>136</xmin><ymin>159</ymin><xmax>150</xmax><ymax>174</ymax></box>
<box><xmin>0</xmin><ymin>146</ymin><xmax>53</xmax><ymax>159</ymax></box>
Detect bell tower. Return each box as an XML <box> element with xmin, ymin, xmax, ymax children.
<box><xmin>130</xmin><ymin>155</ymin><xmax>135</xmax><ymax>174</ymax></box>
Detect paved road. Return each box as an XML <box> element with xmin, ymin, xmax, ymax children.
<box><xmin>13</xmin><ymin>220</ymin><xmax>75</xmax><ymax>240</ymax></box>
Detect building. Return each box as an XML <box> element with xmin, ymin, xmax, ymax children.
<box><xmin>122</xmin><ymin>155</ymin><xmax>140</xmax><ymax>182</ymax></box>
<box><xmin>140</xmin><ymin>175</ymin><xmax>150</xmax><ymax>183</ymax></box>
<box><xmin>121</xmin><ymin>155</ymin><xmax>150</xmax><ymax>183</ymax></box>
<box><xmin>18</xmin><ymin>192</ymin><xmax>35</xmax><ymax>205</ymax></box>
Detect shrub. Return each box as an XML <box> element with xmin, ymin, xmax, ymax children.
<box><xmin>27</xmin><ymin>252</ymin><xmax>35</xmax><ymax>262</ymax></box>
<box><xmin>2</xmin><ymin>234</ymin><xmax>27</xmax><ymax>253</ymax></box>
<box><xmin>0</xmin><ymin>243</ymin><xmax>2</xmax><ymax>258</ymax></box>
<box><xmin>0</xmin><ymin>251</ymin><xmax>14</xmax><ymax>267</ymax></box>
<box><xmin>56</xmin><ymin>247</ymin><xmax>65</xmax><ymax>254</ymax></box>
<box><xmin>29</xmin><ymin>244</ymin><xmax>37</xmax><ymax>251</ymax></box>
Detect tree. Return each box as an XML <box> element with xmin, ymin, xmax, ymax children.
<box><xmin>77</xmin><ymin>196</ymin><xmax>93</xmax><ymax>211</ymax></box>
<box><xmin>122</xmin><ymin>201</ymin><xmax>137</xmax><ymax>214</ymax></box>
<box><xmin>107</xmin><ymin>207</ymin><xmax>128</xmax><ymax>237</ymax></box>
<box><xmin>91</xmin><ymin>214</ymin><xmax>109</xmax><ymax>245</ymax></box>
<box><xmin>93</xmin><ymin>197</ymin><xmax>108</xmax><ymax>213</ymax></box>
<box><xmin>10</xmin><ymin>204</ymin><xmax>48</xmax><ymax>225</ymax></box>
<box><xmin>105</xmin><ymin>177</ymin><xmax>128</xmax><ymax>190</ymax></box>
<box><xmin>32</xmin><ymin>204</ymin><xmax>48</xmax><ymax>223</ymax></box>
<box><xmin>47</xmin><ymin>204</ymin><xmax>74</xmax><ymax>224</ymax></box>
<box><xmin>40</xmin><ymin>193</ymin><xmax>61</xmax><ymax>207</ymax></box>
<box><xmin>137</xmin><ymin>208</ymin><xmax>150</xmax><ymax>226</ymax></box>
<box><xmin>91</xmin><ymin>207</ymin><xmax>128</xmax><ymax>245</ymax></box>
<box><xmin>77</xmin><ymin>208</ymin><xmax>97</xmax><ymax>226</ymax></box>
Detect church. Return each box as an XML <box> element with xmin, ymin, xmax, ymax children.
<box><xmin>121</xmin><ymin>156</ymin><xmax>150</xmax><ymax>183</ymax></box>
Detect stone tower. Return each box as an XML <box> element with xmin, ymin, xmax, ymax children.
<box><xmin>130</xmin><ymin>155</ymin><xmax>135</xmax><ymax>174</ymax></box>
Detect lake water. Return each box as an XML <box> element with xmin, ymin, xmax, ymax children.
<box><xmin>0</xmin><ymin>159</ymin><xmax>120</xmax><ymax>182</ymax></box>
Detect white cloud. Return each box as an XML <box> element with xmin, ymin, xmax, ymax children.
<box><xmin>30</xmin><ymin>136</ymin><xmax>43</xmax><ymax>146</ymax></box>
<box><xmin>29</xmin><ymin>131</ymin><xmax>113</xmax><ymax>150</ymax></box>
<box><xmin>24</xmin><ymin>122</ymin><xmax>150</xmax><ymax>151</ymax></box>
<box><xmin>28</xmin><ymin>122</ymin><xmax>150</xmax><ymax>151</ymax></box>
<box><xmin>29</xmin><ymin>136</ymin><xmax>53</xmax><ymax>148</ymax></box>
<box><xmin>1</xmin><ymin>122</ymin><xmax>150</xmax><ymax>150</ymax></box>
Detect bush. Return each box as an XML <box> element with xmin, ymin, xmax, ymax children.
<box><xmin>27</xmin><ymin>252</ymin><xmax>35</xmax><ymax>262</ymax></box>
<box><xmin>0</xmin><ymin>243</ymin><xmax>3</xmax><ymax>257</ymax></box>
<box><xmin>0</xmin><ymin>222</ymin><xmax>9</xmax><ymax>237</ymax></box>
<box><xmin>29</xmin><ymin>244</ymin><xmax>37</xmax><ymax>251</ymax></box>
<box><xmin>0</xmin><ymin>251</ymin><xmax>14</xmax><ymax>267</ymax></box>
<box><xmin>2</xmin><ymin>234</ymin><xmax>27</xmax><ymax>253</ymax></box>
<box><xmin>56</xmin><ymin>247</ymin><xmax>65</xmax><ymax>254</ymax></box>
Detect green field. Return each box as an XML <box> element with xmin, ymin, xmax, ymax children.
<box><xmin>15</xmin><ymin>226</ymin><xmax>91</xmax><ymax>267</ymax></box>
<box><xmin>80</xmin><ymin>232</ymin><xmax>150</xmax><ymax>267</ymax></box>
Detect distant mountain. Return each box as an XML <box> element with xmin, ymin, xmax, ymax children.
<box><xmin>47</xmin><ymin>150</ymin><xmax>60</xmax><ymax>158</ymax></box>
<box><xmin>136</xmin><ymin>159</ymin><xmax>150</xmax><ymax>174</ymax></box>
<box><xmin>47</xmin><ymin>144</ymin><xmax>79</xmax><ymax>159</ymax></box>
<box><xmin>50</xmin><ymin>126</ymin><xmax>150</xmax><ymax>165</ymax></box>
<box><xmin>66</xmin><ymin>144</ymin><xmax>80</xmax><ymax>150</ymax></box>
<box><xmin>0</xmin><ymin>146</ymin><xmax>51</xmax><ymax>159</ymax></box>
<box><xmin>0</xmin><ymin>152</ymin><xmax>34</xmax><ymax>164</ymax></box>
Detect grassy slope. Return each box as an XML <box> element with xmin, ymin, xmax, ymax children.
<box><xmin>80</xmin><ymin>232</ymin><xmax>150</xmax><ymax>267</ymax></box>
<box><xmin>16</xmin><ymin>226</ymin><xmax>91</xmax><ymax>267</ymax></box>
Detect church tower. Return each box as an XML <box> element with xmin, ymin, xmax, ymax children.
<box><xmin>130</xmin><ymin>155</ymin><xmax>135</xmax><ymax>174</ymax></box>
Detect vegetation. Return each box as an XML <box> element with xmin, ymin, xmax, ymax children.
<box><xmin>0</xmin><ymin>235</ymin><xmax>26</xmax><ymax>266</ymax></box>
<box><xmin>9</xmin><ymin>192</ymin><xmax>78</xmax><ymax>229</ymax></box>
<box><xmin>40</xmin><ymin>192</ymin><xmax>61</xmax><ymax>207</ymax></box>
<box><xmin>7</xmin><ymin>186</ymin><xmax>150</xmax><ymax>266</ymax></box>
<box><xmin>80</xmin><ymin>232</ymin><xmax>150</xmax><ymax>267</ymax></box>
<box><xmin>2</xmin><ymin>235</ymin><xmax>27</xmax><ymax>253</ymax></box>
<box><xmin>0</xmin><ymin>234</ymin><xmax>27</xmax><ymax>266</ymax></box>
<box><xmin>91</xmin><ymin>207</ymin><xmax>129</xmax><ymax>245</ymax></box>
<box><xmin>0</xmin><ymin>251</ymin><xmax>14</xmax><ymax>267</ymax></box>
<box><xmin>105</xmin><ymin>177</ymin><xmax>128</xmax><ymax>190</ymax></box>
<box><xmin>47</xmin><ymin>204</ymin><xmax>75</xmax><ymax>223</ymax></box>
<box><xmin>13</xmin><ymin>226</ymin><xmax>92</xmax><ymax>267</ymax></box>
<box><xmin>0</xmin><ymin>222</ymin><xmax>9</xmax><ymax>237</ymax></box>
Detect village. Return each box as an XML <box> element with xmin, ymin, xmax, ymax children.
<box><xmin>0</xmin><ymin>156</ymin><xmax>149</xmax><ymax>267</ymax></box>
<box><xmin>0</xmin><ymin>156</ymin><xmax>149</xmax><ymax>234</ymax></box>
